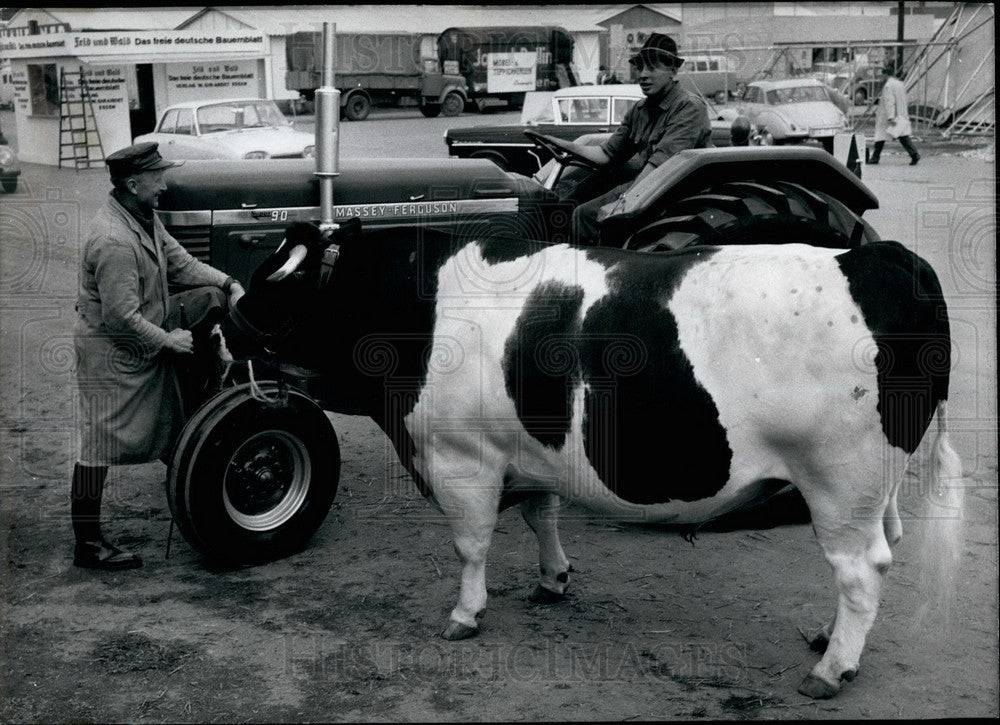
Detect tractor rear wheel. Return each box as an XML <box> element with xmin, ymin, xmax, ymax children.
<box><xmin>623</xmin><ymin>180</ymin><xmax>880</xmax><ymax>253</ymax></box>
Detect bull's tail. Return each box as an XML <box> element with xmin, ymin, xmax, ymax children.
<box><xmin>914</xmin><ymin>399</ymin><xmax>965</xmax><ymax>624</ymax></box>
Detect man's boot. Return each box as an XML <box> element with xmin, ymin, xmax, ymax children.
<box><xmin>71</xmin><ymin>463</ymin><xmax>142</xmax><ymax>570</ymax></box>
<box><xmin>868</xmin><ymin>140</ymin><xmax>884</xmax><ymax>165</ymax></box>
<box><xmin>900</xmin><ymin>136</ymin><xmax>920</xmax><ymax>165</ymax></box>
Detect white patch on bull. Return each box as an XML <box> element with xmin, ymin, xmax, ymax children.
<box><xmin>403</xmin><ymin>243</ymin><xmax>613</xmax><ymax>507</ymax></box>
<box><xmin>664</xmin><ymin>244</ymin><xmax>908</xmax><ymax>520</ymax></box>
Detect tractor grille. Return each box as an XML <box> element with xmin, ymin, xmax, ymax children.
<box><xmin>169</xmin><ymin>225</ymin><xmax>212</xmax><ymax>264</ymax></box>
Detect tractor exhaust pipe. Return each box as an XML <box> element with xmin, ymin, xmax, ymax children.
<box><xmin>315</xmin><ymin>21</ymin><xmax>340</xmax><ymax>230</ymax></box>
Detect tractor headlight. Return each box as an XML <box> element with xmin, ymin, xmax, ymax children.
<box><xmin>243</xmin><ymin>150</ymin><xmax>270</xmax><ymax>160</ymax></box>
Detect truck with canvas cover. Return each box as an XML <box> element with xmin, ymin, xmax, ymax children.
<box><xmin>437</xmin><ymin>26</ymin><xmax>577</xmax><ymax>110</ymax></box>
<box><xmin>285</xmin><ymin>31</ymin><xmax>468</xmax><ymax>120</ymax></box>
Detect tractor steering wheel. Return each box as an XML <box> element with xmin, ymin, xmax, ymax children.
<box><xmin>523</xmin><ymin>129</ymin><xmax>602</xmax><ymax>171</ymax></box>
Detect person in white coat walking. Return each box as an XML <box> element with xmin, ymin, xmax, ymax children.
<box><xmin>869</xmin><ymin>60</ymin><xmax>920</xmax><ymax>165</ymax></box>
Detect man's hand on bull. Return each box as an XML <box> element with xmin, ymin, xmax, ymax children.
<box><xmin>165</xmin><ymin>328</ymin><xmax>194</xmax><ymax>354</ymax></box>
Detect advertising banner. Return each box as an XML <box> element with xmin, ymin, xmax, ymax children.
<box><xmin>486</xmin><ymin>51</ymin><xmax>537</xmax><ymax>93</ymax></box>
<box><xmin>0</xmin><ymin>30</ymin><xmax>266</xmax><ymax>60</ymax></box>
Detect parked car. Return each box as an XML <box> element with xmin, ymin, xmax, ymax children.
<box><xmin>134</xmin><ymin>98</ymin><xmax>315</xmax><ymax>161</ymax></box>
<box><xmin>445</xmin><ymin>84</ymin><xmax>739</xmax><ymax>176</ymax></box>
<box><xmin>0</xmin><ymin>123</ymin><xmax>20</xmax><ymax>193</ymax></box>
<box><xmin>736</xmin><ymin>79</ymin><xmax>848</xmax><ymax>151</ymax></box>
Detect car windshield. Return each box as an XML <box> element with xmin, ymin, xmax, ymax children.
<box><xmin>765</xmin><ymin>86</ymin><xmax>829</xmax><ymax>104</ymax></box>
<box><xmin>557</xmin><ymin>97</ymin><xmax>609</xmax><ymax>124</ymax></box>
<box><xmin>196</xmin><ymin>101</ymin><xmax>289</xmax><ymax>132</ymax></box>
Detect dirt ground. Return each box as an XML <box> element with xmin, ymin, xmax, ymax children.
<box><xmin>1</xmin><ymin>122</ymin><xmax>997</xmax><ymax>721</ymax></box>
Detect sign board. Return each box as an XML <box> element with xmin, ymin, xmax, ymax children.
<box><xmin>0</xmin><ymin>30</ymin><xmax>266</xmax><ymax>60</ymax></box>
<box><xmin>165</xmin><ymin>60</ymin><xmax>260</xmax><ymax>103</ymax></box>
<box><xmin>486</xmin><ymin>51</ymin><xmax>536</xmax><ymax>93</ymax></box>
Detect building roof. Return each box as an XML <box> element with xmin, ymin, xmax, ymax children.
<box><xmin>181</xmin><ymin>5</ymin><xmax>682</xmax><ymax>34</ymax></box>
<box><xmin>6</xmin><ymin>7</ymin><xmax>202</xmax><ymax>31</ymax></box>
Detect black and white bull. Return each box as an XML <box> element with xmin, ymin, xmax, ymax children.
<box><xmin>225</xmin><ymin>221</ymin><xmax>964</xmax><ymax>698</ymax></box>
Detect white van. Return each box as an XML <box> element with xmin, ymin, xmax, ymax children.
<box><xmin>676</xmin><ymin>54</ymin><xmax>739</xmax><ymax>103</ymax></box>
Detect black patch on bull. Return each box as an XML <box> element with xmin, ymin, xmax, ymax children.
<box><xmin>503</xmin><ymin>281</ymin><xmax>585</xmax><ymax>449</ymax></box>
<box><xmin>836</xmin><ymin>241</ymin><xmax>951</xmax><ymax>454</ymax></box>
<box><xmin>500</xmin><ymin>245</ymin><xmax>732</xmax><ymax>504</ymax></box>
<box><xmin>579</xmin><ymin>247</ymin><xmax>732</xmax><ymax>504</ymax></box>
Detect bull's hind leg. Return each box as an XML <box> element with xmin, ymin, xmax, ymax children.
<box><xmin>520</xmin><ymin>493</ymin><xmax>571</xmax><ymax>603</ymax></box>
<box><xmin>798</xmin><ymin>497</ymin><xmax>893</xmax><ymax>699</ymax></box>
<box><xmin>436</xmin><ymin>477</ymin><xmax>502</xmax><ymax>641</ymax></box>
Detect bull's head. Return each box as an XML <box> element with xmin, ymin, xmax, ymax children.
<box><xmin>223</xmin><ymin>219</ymin><xmax>359</xmax><ymax>358</ymax></box>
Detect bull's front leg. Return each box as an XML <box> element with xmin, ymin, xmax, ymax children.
<box><xmin>436</xmin><ymin>476</ymin><xmax>502</xmax><ymax>641</ymax></box>
<box><xmin>520</xmin><ymin>493</ymin><xmax>571</xmax><ymax>603</ymax></box>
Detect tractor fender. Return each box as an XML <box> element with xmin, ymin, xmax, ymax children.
<box><xmin>599</xmin><ymin>146</ymin><xmax>878</xmax><ymax>240</ymax></box>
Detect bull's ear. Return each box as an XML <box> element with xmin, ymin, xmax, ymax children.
<box><xmin>285</xmin><ymin>221</ymin><xmax>323</xmax><ymax>246</ymax></box>
<box><xmin>333</xmin><ymin>217</ymin><xmax>363</xmax><ymax>240</ymax></box>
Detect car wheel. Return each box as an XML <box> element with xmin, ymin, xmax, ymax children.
<box><xmin>420</xmin><ymin>103</ymin><xmax>442</xmax><ymax>118</ymax></box>
<box><xmin>167</xmin><ymin>382</ymin><xmax>340</xmax><ymax>564</ymax></box>
<box><xmin>1</xmin><ymin>177</ymin><xmax>16</xmax><ymax>193</ymax></box>
<box><xmin>853</xmin><ymin>88</ymin><xmax>868</xmax><ymax>106</ymax></box>
<box><xmin>441</xmin><ymin>91</ymin><xmax>464</xmax><ymax>117</ymax></box>
<box><xmin>623</xmin><ymin>180</ymin><xmax>881</xmax><ymax>253</ymax></box>
<box><xmin>343</xmin><ymin>93</ymin><xmax>371</xmax><ymax>121</ymax></box>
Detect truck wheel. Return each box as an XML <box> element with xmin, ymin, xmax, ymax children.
<box><xmin>344</xmin><ymin>93</ymin><xmax>371</xmax><ymax>121</ymax></box>
<box><xmin>623</xmin><ymin>180</ymin><xmax>880</xmax><ymax>253</ymax></box>
<box><xmin>167</xmin><ymin>382</ymin><xmax>340</xmax><ymax>564</ymax></box>
<box><xmin>441</xmin><ymin>92</ymin><xmax>464</xmax><ymax>117</ymax></box>
<box><xmin>420</xmin><ymin>103</ymin><xmax>442</xmax><ymax>118</ymax></box>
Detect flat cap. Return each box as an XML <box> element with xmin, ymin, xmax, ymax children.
<box><xmin>105</xmin><ymin>142</ymin><xmax>181</xmax><ymax>177</ymax></box>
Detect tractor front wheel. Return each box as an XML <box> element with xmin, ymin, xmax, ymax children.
<box><xmin>167</xmin><ymin>383</ymin><xmax>340</xmax><ymax>564</ymax></box>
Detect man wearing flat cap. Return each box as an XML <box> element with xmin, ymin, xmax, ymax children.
<box><xmin>559</xmin><ymin>33</ymin><xmax>712</xmax><ymax>243</ymax></box>
<box><xmin>71</xmin><ymin>142</ymin><xmax>245</xmax><ymax>570</ymax></box>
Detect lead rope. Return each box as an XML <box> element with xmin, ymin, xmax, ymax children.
<box><xmin>247</xmin><ymin>358</ymin><xmax>270</xmax><ymax>402</ymax></box>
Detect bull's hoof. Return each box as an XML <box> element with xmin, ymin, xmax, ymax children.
<box><xmin>441</xmin><ymin>620</ymin><xmax>479</xmax><ymax>641</ymax></box>
<box><xmin>797</xmin><ymin>673</ymin><xmax>840</xmax><ymax>699</ymax></box>
<box><xmin>528</xmin><ymin>584</ymin><xmax>567</xmax><ymax>604</ymax></box>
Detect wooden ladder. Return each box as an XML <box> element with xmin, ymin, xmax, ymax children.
<box><xmin>58</xmin><ymin>67</ymin><xmax>105</xmax><ymax>170</ymax></box>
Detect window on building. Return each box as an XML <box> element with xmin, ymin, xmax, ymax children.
<box><xmin>27</xmin><ymin>63</ymin><xmax>59</xmax><ymax>116</ymax></box>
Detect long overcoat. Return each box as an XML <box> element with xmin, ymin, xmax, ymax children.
<box><xmin>74</xmin><ymin>195</ymin><xmax>229</xmax><ymax>465</ymax></box>
<box><xmin>874</xmin><ymin>76</ymin><xmax>913</xmax><ymax>141</ymax></box>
